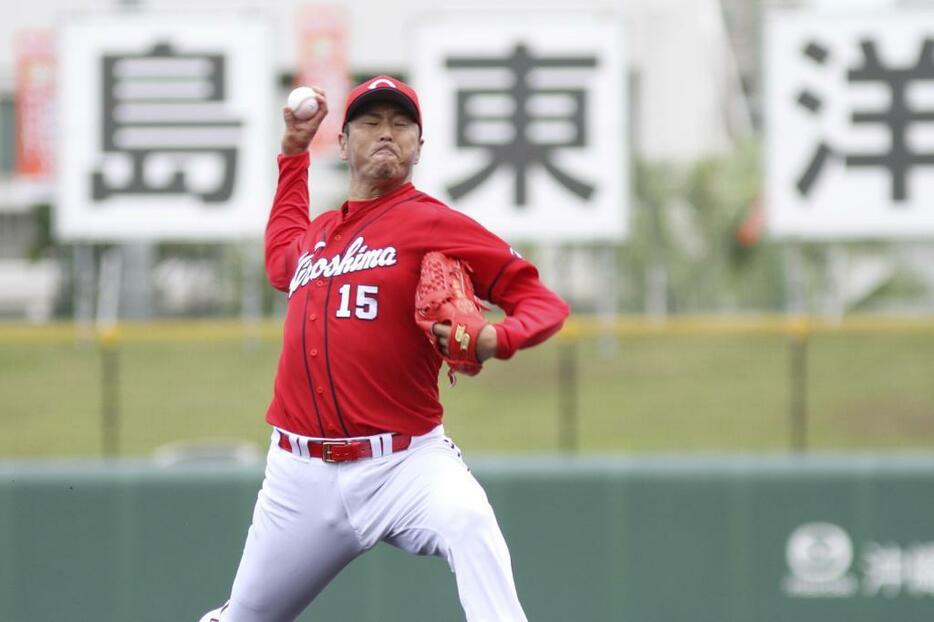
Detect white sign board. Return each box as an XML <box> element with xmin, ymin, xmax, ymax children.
<box><xmin>766</xmin><ymin>11</ymin><xmax>934</xmax><ymax>239</ymax></box>
<box><xmin>411</xmin><ymin>12</ymin><xmax>627</xmax><ymax>242</ymax></box>
<box><xmin>57</xmin><ymin>14</ymin><xmax>274</xmax><ymax>241</ymax></box>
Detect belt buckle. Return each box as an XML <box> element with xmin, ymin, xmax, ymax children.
<box><xmin>321</xmin><ymin>440</ymin><xmax>352</xmax><ymax>463</ymax></box>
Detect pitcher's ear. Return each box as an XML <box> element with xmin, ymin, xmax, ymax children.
<box><xmin>338</xmin><ymin>129</ymin><xmax>349</xmax><ymax>161</ymax></box>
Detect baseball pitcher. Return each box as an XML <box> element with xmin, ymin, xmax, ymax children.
<box><xmin>200</xmin><ymin>75</ymin><xmax>570</xmax><ymax>622</ymax></box>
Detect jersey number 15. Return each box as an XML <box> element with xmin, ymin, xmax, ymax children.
<box><xmin>335</xmin><ymin>284</ymin><xmax>378</xmax><ymax>320</ymax></box>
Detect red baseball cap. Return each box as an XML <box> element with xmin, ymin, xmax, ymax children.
<box><xmin>342</xmin><ymin>75</ymin><xmax>422</xmax><ymax>130</ymax></box>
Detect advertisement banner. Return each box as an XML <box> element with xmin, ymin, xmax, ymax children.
<box><xmin>295</xmin><ymin>4</ymin><xmax>349</xmax><ymax>158</ymax></box>
<box><xmin>15</xmin><ymin>30</ymin><xmax>56</xmax><ymax>179</ymax></box>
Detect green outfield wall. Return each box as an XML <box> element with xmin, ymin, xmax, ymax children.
<box><xmin>1</xmin><ymin>455</ymin><xmax>933</xmax><ymax>621</ymax></box>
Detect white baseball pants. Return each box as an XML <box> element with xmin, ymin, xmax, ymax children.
<box><xmin>217</xmin><ymin>426</ymin><xmax>527</xmax><ymax>622</ymax></box>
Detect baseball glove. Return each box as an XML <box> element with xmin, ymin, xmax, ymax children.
<box><xmin>415</xmin><ymin>252</ymin><xmax>489</xmax><ymax>383</ymax></box>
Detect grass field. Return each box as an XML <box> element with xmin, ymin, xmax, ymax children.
<box><xmin>1</xmin><ymin>317</ymin><xmax>934</xmax><ymax>458</ymax></box>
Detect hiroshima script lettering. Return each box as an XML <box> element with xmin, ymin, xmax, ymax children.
<box><xmin>289</xmin><ymin>236</ymin><xmax>397</xmax><ymax>298</ymax></box>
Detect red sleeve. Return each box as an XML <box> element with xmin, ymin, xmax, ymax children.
<box><xmin>429</xmin><ymin>206</ymin><xmax>571</xmax><ymax>360</ymax></box>
<box><xmin>488</xmin><ymin>264</ymin><xmax>571</xmax><ymax>360</ymax></box>
<box><xmin>265</xmin><ymin>152</ymin><xmax>311</xmax><ymax>292</ymax></box>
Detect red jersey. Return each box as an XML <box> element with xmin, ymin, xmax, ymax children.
<box><xmin>264</xmin><ymin>151</ymin><xmax>571</xmax><ymax>438</ymax></box>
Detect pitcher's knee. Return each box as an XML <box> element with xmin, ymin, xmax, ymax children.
<box><xmin>439</xmin><ymin>500</ymin><xmax>501</xmax><ymax>544</ymax></box>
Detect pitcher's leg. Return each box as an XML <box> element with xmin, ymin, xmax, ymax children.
<box><xmin>376</xmin><ymin>440</ymin><xmax>528</xmax><ymax>622</ymax></box>
<box><xmin>222</xmin><ymin>449</ymin><xmax>363</xmax><ymax>621</ymax></box>
<box><xmin>442</xmin><ymin>489</ymin><xmax>527</xmax><ymax>622</ymax></box>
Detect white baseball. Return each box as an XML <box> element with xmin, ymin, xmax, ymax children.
<box><xmin>288</xmin><ymin>86</ymin><xmax>319</xmax><ymax>120</ymax></box>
